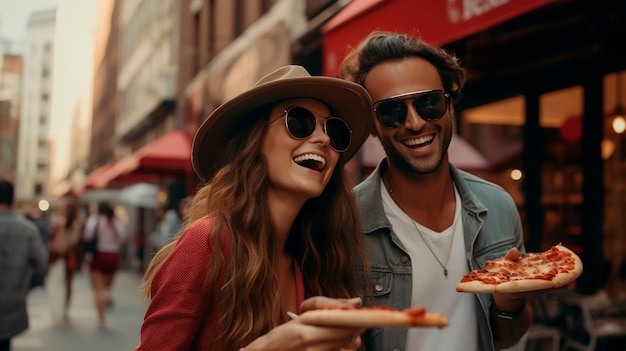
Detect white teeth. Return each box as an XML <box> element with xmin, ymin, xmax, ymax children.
<box><xmin>293</xmin><ymin>153</ymin><xmax>326</xmax><ymax>168</ymax></box>
<box><xmin>404</xmin><ymin>135</ymin><xmax>433</xmax><ymax>146</ymax></box>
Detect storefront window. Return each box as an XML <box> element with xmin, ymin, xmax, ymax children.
<box><xmin>459</xmin><ymin>87</ymin><xmax>584</xmax><ymax>255</ymax></box>
<box><xmin>459</xmin><ymin>96</ymin><xmax>525</xmax><ymax>234</ymax></box>
<box><xmin>539</xmin><ymin>87</ymin><xmax>583</xmax><ymax>254</ymax></box>
<box><xmin>603</xmin><ymin>70</ymin><xmax>626</xmax><ymax>298</ymax></box>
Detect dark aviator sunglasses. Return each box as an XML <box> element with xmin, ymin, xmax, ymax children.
<box><xmin>372</xmin><ymin>89</ymin><xmax>450</xmax><ymax>129</ymax></box>
<box><xmin>276</xmin><ymin>106</ymin><xmax>352</xmax><ymax>153</ymax></box>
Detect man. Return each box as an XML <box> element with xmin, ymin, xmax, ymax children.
<box><xmin>0</xmin><ymin>180</ymin><xmax>47</xmax><ymax>351</ymax></box>
<box><xmin>339</xmin><ymin>32</ymin><xmax>531</xmax><ymax>350</ymax></box>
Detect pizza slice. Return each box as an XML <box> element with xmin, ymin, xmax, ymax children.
<box><xmin>296</xmin><ymin>306</ymin><xmax>449</xmax><ymax>328</ymax></box>
<box><xmin>456</xmin><ymin>244</ymin><xmax>583</xmax><ymax>294</ymax></box>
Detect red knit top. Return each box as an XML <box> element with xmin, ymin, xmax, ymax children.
<box><xmin>136</xmin><ymin>218</ymin><xmax>305</xmax><ymax>350</ymax></box>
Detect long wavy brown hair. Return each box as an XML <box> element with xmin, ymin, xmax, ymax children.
<box><xmin>142</xmin><ymin>105</ymin><xmax>370</xmax><ymax>350</ymax></box>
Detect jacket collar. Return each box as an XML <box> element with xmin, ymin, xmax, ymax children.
<box><xmin>353</xmin><ymin>159</ymin><xmax>390</xmax><ymax>235</ymax></box>
<box><xmin>354</xmin><ymin>159</ymin><xmax>488</xmax><ymax>235</ymax></box>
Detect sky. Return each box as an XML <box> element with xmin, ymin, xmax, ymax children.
<box><xmin>0</xmin><ymin>0</ymin><xmax>97</xmax><ymax>186</ymax></box>
<box><xmin>0</xmin><ymin>0</ymin><xmax>59</xmax><ymax>53</ymax></box>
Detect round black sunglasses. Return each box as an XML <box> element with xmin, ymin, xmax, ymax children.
<box><xmin>275</xmin><ymin>106</ymin><xmax>352</xmax><ymax>152</ymax></box>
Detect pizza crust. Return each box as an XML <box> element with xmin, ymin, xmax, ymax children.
<box><xmin>456</xmin><ymin>276</ymin><xmax>562</xmax><ymax>294</ymax></box>
<box><xmin>456</xmin><ymin>244</ymin><xmax>583</xmax><ymax>294</ymax></box>
<box><xmin>491</xmin><ymin>278</ymin><xmax>559</xmax><ymax>294</ymax></box>
<box><xmin>455</xmin><ymin>280</ymin><xmax>497</xmax><ymax>294</ymax></box>
<box><xmin>297</xmin><ymin>308</ymin><xmax>449</xmax><ymax>328</ymax></box>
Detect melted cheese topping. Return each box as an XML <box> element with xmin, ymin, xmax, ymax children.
<box><xmin>461</xmin><ymin>246</ymin><xmax>576</xmax><ymax>284</ymax></box>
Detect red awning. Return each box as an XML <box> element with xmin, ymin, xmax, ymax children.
<box><xmin>322</xmin><ymin>0</ymin><xmax>556</xmax><ymax>76</ymax></box>
<box><xmin>128</xmin><ymin>130</ymin><xmax>192</xmax><ymax>174</ymax></box>
<box><xmin>77</xmin><ymin>130</ymin><xmax>192</xmax><ymax>193</ymax></box>
<box><xmin>80</xmin><ymin>162</ymin><xmax>118</xmax><ymax>191</ymax></box>
<box><xmin>77</xmin><ymin>160</ymin><xmax>156</xmax><ymax>193</ymax></box>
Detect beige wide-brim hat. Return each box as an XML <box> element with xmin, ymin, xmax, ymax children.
<box><xmin>192</xmin><ymin>65</ymin><xmax>374</xmax><ymax>181</ymax></box>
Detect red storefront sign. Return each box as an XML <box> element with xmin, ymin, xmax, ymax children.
<box><xmin>322</xmin><ymin>0</ymin><xmax>556</xmax><ymax>76</ymax></box>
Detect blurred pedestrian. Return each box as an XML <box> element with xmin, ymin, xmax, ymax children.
<box><xmin>33</xmin><ymin>210</ymin><xmax>51</xmax><ymax>245</ymax></box>
<box><xmin>136</xmin><ymin>65</ymin><xmax>373</xmax><ymax>350</ymax></box>
<box><xmin>24</xmin><ymin>213</ymin><xmax>48</xmax><ymax>289</ymax></box>
<box><xmin>24</xmin><ymin>213</ymin><xmax>46</xmax><ymax>245</ymax></box>
<box><xmin>47</xmin><ymin>201</ymin><xmax>85</xmax><ymax>322</ymax></box>
<box><xmin>0</xmin><ymin>179</ymin><xmax>48</xmax><ymax>351</ymax></box>
<box><xmin>132</xmin><ymin>208</ymin><xmax>147</xmax><ymax>273</ymax></box>
<box><xmin>82</xmin><ymin>201</ymin><xmax>126</xmax><ymax>327</ymax></box>
<box><xmin>151</xmin><ymin>204</ymin><xmax>180</xmax><ymax>251</ymax></box>
<box><xmin>178</xmin><ymin>196</ymin><xmax>193</xmax><ymax>226</ymax></box>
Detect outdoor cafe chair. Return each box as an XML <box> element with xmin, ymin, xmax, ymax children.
<box><xmin>562</xmin><ymin>293</ymin><xmax>626</xmax><ymax>351</ymax></box>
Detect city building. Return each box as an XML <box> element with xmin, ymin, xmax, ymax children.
<box><xmin>89</xmin><ymin>0</ymin><xmax>120</xmax><ymax>173</ymax></box>
<box><xmin>0</xmin><ymin>54</ymin><xmax>22</xmax><ymax>182</ymax></box>
<box><xmin>15</xmin><ymin>8</ymin><xmax>56</xmax><ymax>212</ymax></box>
<box><xmin>85</xmin><ymin>0</ymin><xmax>187</xmax><ymax>200</ymax></box>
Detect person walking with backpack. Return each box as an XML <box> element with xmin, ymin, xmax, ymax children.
<box><xmin>82</xmin><ymin>201</ymin><xmax>126</xmax><ymax>327</ymax></box>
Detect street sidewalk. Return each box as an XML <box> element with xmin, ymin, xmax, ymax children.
<box><xmin>13</xmin><ymin>269</ymin><xmax>148</xmax><ymax>351</ymax></box>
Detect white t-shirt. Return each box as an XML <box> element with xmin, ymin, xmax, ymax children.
<box><xmin>83</xmin><ymin>214</ymin><xmax>126</xmax><ymax>253</ymax></box>
<box><xmin>381</xmin><ymin>180</ymin><xmax>478</xmax><ymax>351</ymax></box>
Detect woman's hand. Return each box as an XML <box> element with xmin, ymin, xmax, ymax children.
<box><xmin>243</xmin><ymin>296</ymin><xmax>365</xmax><ymax>351</ymax></box>
<box><xmin>243</xmin><ymin>320</ymin><xmax>363</xmax><ymax>351</ymax></box>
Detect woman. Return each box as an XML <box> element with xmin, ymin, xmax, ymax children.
<box><xmin>47</xmin><ymin>201</ymin><xmax>83</xmax><ymax>321</ymax></box>
<box><xmin>83</xmin><ymin>201</ymin><xmax>125</xmax><ymax>327</ymax></box>
<box><xmin>136</xmin><ymin>65</ymin><xmax>374</xmax><ymax>351</ymax></box>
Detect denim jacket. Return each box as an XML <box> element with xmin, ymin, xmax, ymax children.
<box><xmin>353</xmin><ymin>161</ymin><xmax>525</xmax><ymax>351</ymax></box>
